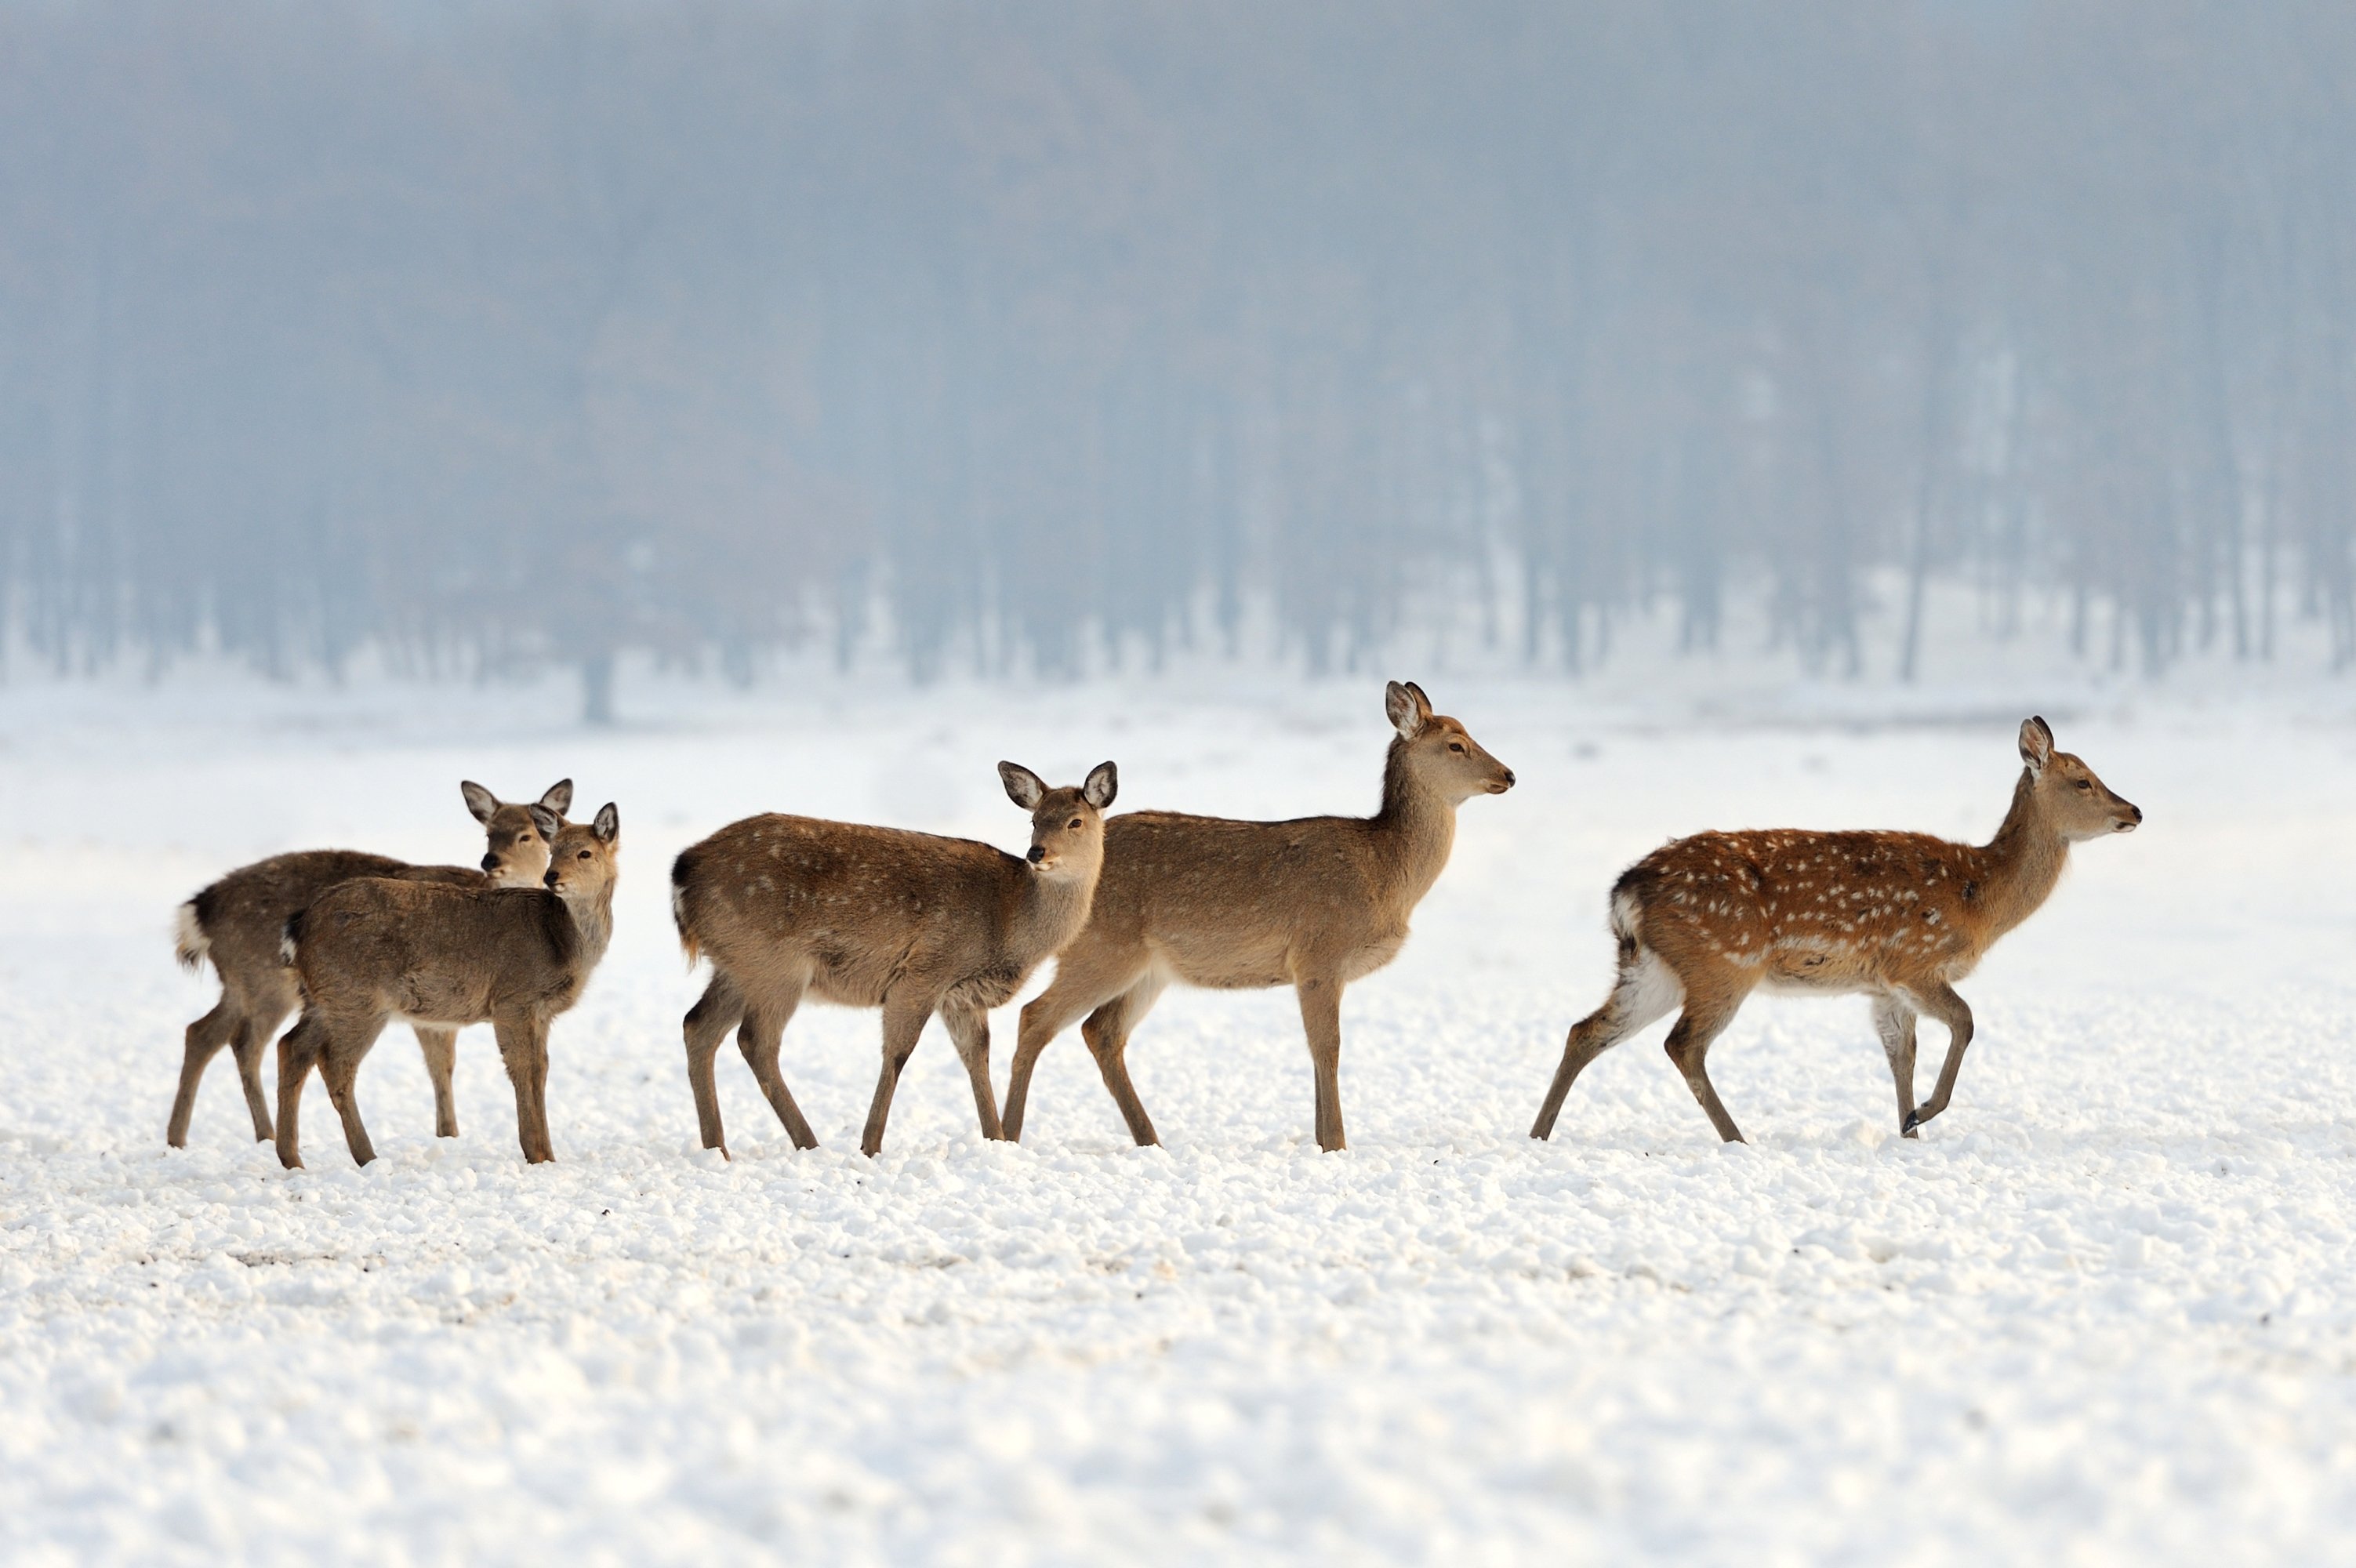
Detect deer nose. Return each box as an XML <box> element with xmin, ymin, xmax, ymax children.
<box><xmin>2128</xmin><ymin>804</ymin><xmax>2144</xmax><ymax>825</ymax></box>
<box><xmin>543</xmin><ymin>869</ymin><xmax>559</xmax><ymax>887</ymax></box>
<box><xmin>1026</xmin><ymin>845</ymin><xmax>1047</xmax><ymax>864</ymax></box>
<box><xmin>481</xmin><ymin>853</ymin><xmax>500</xmax><ymax>872</ymax></box>
<box><xmin>1500</xmin><ymin>768</ymin><xmax>1516</xmax><ymax>788</ymax></box>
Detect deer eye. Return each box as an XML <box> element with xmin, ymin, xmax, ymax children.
<box><xmin>1447</xmin><ymin>741</ymin><xmax>1466</xmax><ymax>754</ymax></box>
<box><xmin>2075</xmin><ymin>779</ymin><xmax>2092</xmax><ymax>791</ymax></box>
<box><xmin>1069</xmin><ymin>818</ymin><xmax>1084</xmax><ymax>829</ymax></box>
<box><xmin>578</xmin><ymin>848</ymin><xmax>592</xmax><ymax>858</ymax></box>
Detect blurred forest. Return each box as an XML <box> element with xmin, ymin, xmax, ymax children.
<box><xmin>2</xmin><ymin>1</ymin><xmax>2352</xmax><ymax>717</ymax></box>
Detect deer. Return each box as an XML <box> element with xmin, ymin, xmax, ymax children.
<box><xmin>671</xmin><ymin>760</ymin><xmax>1119</xmax><ymax>1159</ymax></box>
<box><xmin>168</xmin><ymin>779</ymin><xmax>573</xmax><ymax>1148</ymax></box>
<box><xmin>1530</xmin><ymin>716</ymin><xmax>2141</xmax><ymax>1145</ymax></box>
<box><xmin>272</xmin><ymin>802</ymin><xmax>621</xmax><ymax>1169</ymax></box>
<box><xmin>1000</xmin><ymin>681</ymin><xmax>1515</xmax><ymax>1153</ymax></box>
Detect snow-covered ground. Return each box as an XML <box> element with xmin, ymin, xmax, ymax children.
<box><xmin>2</xmin><ymin>665</ymin><xmax>2353</xmax><ymax>1565</ymax></box>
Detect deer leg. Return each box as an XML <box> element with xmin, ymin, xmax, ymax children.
<box><xmin>1003</xmin><ymin>944</ymin><xmax>1145</xmax><ymax>1142</ymax></box>
<box><xmin>274</xmin><ymin>1014</ymin><xmax>325</xmax><ymax>1170</ymax></box>
<box><xmin>1296</xmin><ymin>976</ymin><xmax>1348</xmax><ymax>1152</ymax></box>
<box><xmin>737</xmin><ymin>985</ymin><xmax>819</xmax><ymax>1150</ymax></box>
<box><xmin>939</xmin><ymin>1003</ymin><xmax>1004</xmax><ymax>1141</ymax></box>
<box><xmin>1080</xmin><ymin>975</ymin><xmax>1168</xmax><ymax>1147</ymax></box>
<box><xmin>1902</xmin><ymin>983</ymin><xmax>1975</xmax><ymax>1134</ymax></box>
<box><xmin>1871</xmin><ymin>994</ymin><xmax>1921</xmax><ymax>1136</ymax></box>
<box><xmin>167</xmin><ymin>1000</ymin><xmax>242</xmax><ymax>1148</ymax></box>
<box><xmin>492</xmin><ymin>1014</ymin><xmax>554</xmax><ymax>1163</ymax></box>
<box><xmin>231</xmin><ymin>1010</ymin><xmax>289</xmax><ymax>1143</ymax></box>
<box><xmin>1662</xmin><ymin>995</ymin><xmax>1748</xmax><ymax>1143</ymax></box>
<box><xmin>319</xmin><ymin>1022</ymin><xmax>387</xmax><ymax>1167</ymax></box>
<box><xmin>525</xmin><ymin>1018</ymin><xmax>554</xmax><ymax>1163</ymax></box>
<box><xmin>1532</xmin><ymin>949</ymin><xmax>1683</xmax><ymax>1139</ymax></box>
<box><xmin>859</xmin><ymin>995</ymin><xmax>935</xmax><ymax>1157</ymax></box>
<box><xmin>682</xmin><ymin>974</ymin><xmax>746</xmax><ymax>1156</ymax></box>
<box><xmin>414</xmin><ymin>1025</ymin><xmax>461</xmax><ymax>1138</ymax></box>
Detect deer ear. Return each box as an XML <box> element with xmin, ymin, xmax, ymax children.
<box><xmin>999</xmin><ymin>761</ymin><xmax>1046</xmax><ymax>809</ymax></box>
<box><xmin>538</xmin><ymin>779</ymin><xmax>574</xmax><ymax>817</ymax></box>
<box><xmin>1385</xmin><ymin>681</ymin><xmax>1429</xmax><ymax>739</ymax></box>
<box><xmin>2019</xmin><ymin>716</ymin><xmax>2055</xmax><ymax>775</ymax></box>
<box><xmin>461</xmin><ymin>781</ymin><xmax>500</xmax><ymax>824</ymax></box>
<box><xmin>527</xmin><ymin>804</ymin><xmax>563</xmax><ymax>840</ymax></box>
<box><xmin>592</xmin><ymin>803</ymin><xmax>619</xmax><ymax>843</ymax></box>
<box><xmin>1084</xmin><ymin>760</ymin><xmax>1118</xmax><ymax>810</ymax></box>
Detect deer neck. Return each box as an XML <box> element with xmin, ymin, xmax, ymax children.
<box><xmin>1975</xmin><ymin>770</ymin><xmax>2069</xmax><ymax>942</ymax></box>
<box><xmin>1369</xmin><ymin>740</ymin><xmax>1458</xmax><ymax>909</ymax></box>
<box><xmin>557</xmin><ymin>882</ymin><xmax>616</xmax><ymax>971</ymax></box>
<box><xmin>1011</xmin><ymin>852</ymin><xmax>1102</xmax><ymax>967</ymax></box>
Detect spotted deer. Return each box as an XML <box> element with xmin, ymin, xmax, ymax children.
<box><xmin>273</xmin><ymin>803</ymin><xmax>620</xmax><ymax>1168</ymax></box>
<box><xmin>168</xmin><ymin>779</ymin><xmax>573</xmax><ymax>1147</ymax></box>
<box><xmin>671</xmin><ymin>760</ymin><xmax>1118</xmax><ymax>1158</ymax></box>
<box><xmin>1000</xmin><ymin>681</ymin><xmax>1516</xmax><ymax>1153</ymax></box>
<box><xmin>1532</xmin><ymin>717</ymin><xmax>2140</xmax><ymax>1145</ymax></box>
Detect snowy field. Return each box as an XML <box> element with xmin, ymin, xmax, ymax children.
<box><xmin>2</xmin><ymin>665</ymin><xmax>2354</xmax><ymax>1566</ymax></box>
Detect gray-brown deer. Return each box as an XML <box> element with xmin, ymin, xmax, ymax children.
<box><xmin>1000</xmin><ymin>681</ymin><xmax>1515</xmax><ymax>1152</ymax></box>
<box><xmin>1531</xmin><ymin>717</ymin><xmax>2140</xmax><ymax>1145</ymax></box>
<box><xmin>274</xmin><ymin>802</ymin><xmax>620</xmax><ymax>1168</ymax></box>
<box><xmin>671</xmin><ymin>760</ymin><xmax>1118</xmax><ymax>1158</ymax></box>
<box><xmin>168</xmin><ymin>779</ymin><xmax>572</xmax><ymax>1148</ymax></box>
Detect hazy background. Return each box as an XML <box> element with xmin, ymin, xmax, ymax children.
<box><xmin>2</xmin><ymin>0</ymin><xmax>2352</xmax><ymax>720</ymax></box>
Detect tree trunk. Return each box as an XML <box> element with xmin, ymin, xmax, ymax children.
<box><xmin>581</xmin><ymin>650</ymin><xmax>615</xmax><ymax>726</ymax></box>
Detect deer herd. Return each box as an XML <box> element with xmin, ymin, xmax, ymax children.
<box><xmin>169</xmin><ymin>683</ymin><xmax>2141</xmax><ymax>1170</ymax></box>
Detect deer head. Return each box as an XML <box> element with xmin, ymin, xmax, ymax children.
<box><xmin>2017</xmin><ymin>717</ymin><xmax>2140</xmax><ymax>840</ymax></box>
<box><xmin>1385</xmin><ymin>680</ymin><xmax>1516</xmax><ymax>802</ymax></box>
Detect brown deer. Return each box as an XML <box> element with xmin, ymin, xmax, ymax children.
<box><xmin>1000</xmin><ymin>681</ymin><xmax>1515</xmax><ymax>1153</ymax></box>
<box><xmin>273</xmin><ymin>802</ymin><xmax>620</xmax><ymax>1169</ymax></box>
<box><xmin>1531</xmin><ymin>717</ymin><xmax>2140</xmax><ymax>1145</ymax></box>
<box><xmin>671</xmin><ymin>760</ymin><xmax>1118</xmax><ymax>1158</ymax></box>
<box><xmin>168</xmin><ymin>779</ymin><xmax>572</xmax><ymax>1148</ymax></box>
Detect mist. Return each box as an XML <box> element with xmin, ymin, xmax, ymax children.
<box><xmin>3</xmin><ymin>1</ymin><xmax>2351</xmax><ymax>719</ymax></box>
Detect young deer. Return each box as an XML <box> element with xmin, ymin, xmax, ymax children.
<box><xmin>1000</xmin><ymin>681</ymin><xmax>1515</xmax><ymax>1152</ymax></box>
<box><xmin>1531</xmin><ymin>717</ymin><xmax>2140</xmax><ymax>1145</ymax></box>
<box><xmin>273</xmin><ymin>803</ymin><xmax>621</xmax><ymax>1168</ymax></box>
<box><xmin>168</xmin><ymin>779</ymin><xmax>572</xmax><ymax>1147</ymax></box>
<box><xmin>671</xmin><ymin>760</ymin><xmax>1118</xmax><ymax>1158</ymax></box>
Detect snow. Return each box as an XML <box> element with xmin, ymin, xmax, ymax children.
<box><xmin>2</xmin><ymin>666</ymin><xmax>2354</xmax><ymax>1565</ymax></box>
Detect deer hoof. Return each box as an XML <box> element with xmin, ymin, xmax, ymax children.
<box><xmin>1901</xmin><ymin>1110</ymin><xmax>1924</xmax><ymax>1134</ymax></box>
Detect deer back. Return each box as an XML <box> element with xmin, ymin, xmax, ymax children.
<box><xmin>675</xmin><ymin>815</ymin><xmax>1037</xmax><ymax>1007</ymax></box>
<box><xmin>1074</xmin><ymin>684</ymin><xmax>1509</xmax><ymax>990</ymax></box>
<box><xmin>1087</xmin><ymin>811</ymin><xmax>1410</xmax><ymax>988</ymax></box>
<box><xmin>1619</xmin><ymin>827</ymin><xmax>2001</xmax><ymax>992</ymax></box>
<box><xmin>182</xmin><ymin>849</ymin><xmax>417</xmax><ymax>986</ymax></box>
<box><xmin>292</xmin><ymin>880</ymin><xmax>589</xmax><ymax>1025</ymax></box>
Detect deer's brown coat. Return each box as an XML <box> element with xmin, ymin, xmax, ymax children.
<box><xmin>1530</xmin><ymin>717</ymin><xmax>2141</xmax><ymax>1143</ymax></box>
<box><xmin>167</xmin><ymin>779</ymin><xmax>572</xmax><ymax>1147</ymax></box>
<box><xmin>1000</xmin><ymin>681</ymin><xmax>1514</xmax><ymax>1152</ymax></box>
<box><xmin>672</xmin><ymin>760</ymin><xmax>1118</xmax><ymax>1157</ymax></box>
<box><xmin>274</xmin><ymin>802</ymin><xmax>620</xmax><ymax>1168</ymax></box>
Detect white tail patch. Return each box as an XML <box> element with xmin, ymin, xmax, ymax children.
<box><xmin>1619</xmin><ymin>946</ymin><xmax>1685</xmax><ymax>1022</ymax></box>
<box><xmin>279</xmin><ymin>924</ymin><xmax>299</xmax><ymax>967</ymax></box>
<box><xmin>672</xmin><ymin>880</ymin><xmax>700</xmax><ymax>965</ymax></box>
<box><xmin>1610</xmin><ymin>885</ymin><xmax>1644</xmax><ymax>948</ymax></box>
<box><xmin>174</xmin><ymin>902</ymin><xmax>212</xmax><ymax>973</ymax></box>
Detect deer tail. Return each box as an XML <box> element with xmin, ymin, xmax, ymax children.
<box><xmin>670</xmin><ymin>850</ymin><xmax>702</xmax><ymax>967</ymax></box>
<box><xmin>173</xmin><ymin>896</ymin><xmax>213</xmax><ymax>974</ymax></box>
<box><xmin>1607</xmin><ymin>867</ymin><xmax>1650</xmax><ymax>960</ymax></box>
